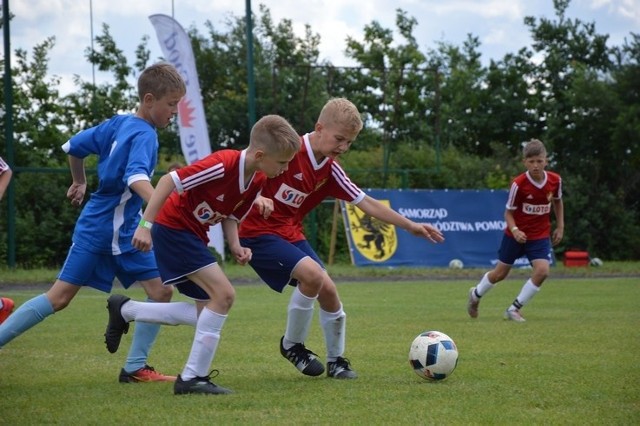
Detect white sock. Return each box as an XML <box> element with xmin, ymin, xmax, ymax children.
<box><xmin>283</xmin><ymin>286</ymin><xmax>316</xmax><ymax>349</ymax></box>
<box><xmin>122</xmin><ymin>300</ymin><xmax>198</xmax><ymax>326</ymax></box>
<box><xmin>475</xmin><ymin>272</ymin><xmax>495</xmax><ymax>297</ymax></box>
<box><xmin>320</xmin><ymin>304</ymin><xmax>346</xmax><ymax>362</ymax></box>
<box><xmin>181</xmin><ymin>308</ymin><xmax>227</xmax><ymax>380</ymax></box>
<box><xmin>509</xmin><ymin>279</ymin><xmax>540</xmax><ymax>310</ymax></box>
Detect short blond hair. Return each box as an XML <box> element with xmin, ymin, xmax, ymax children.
<box><xmin>250</xmin><ymin>115</ymin><xmax>301</xmax><ymax>156</ymax></box>
<box><xmin>522</xmin><ymin>139</ymin><xmax>547</xmax><ymax>158</ymax></box>
<box><xmin>318</xmin><ymin>98</ymin><xmax>363</xmax><ymax>133</ymax></box>
<box><xmin>138</xmin><ymin>62</ymin><xmax>186</xmax><ymax>101</ymax></box>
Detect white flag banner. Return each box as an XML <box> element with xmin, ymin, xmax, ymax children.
<box><xmin>149</xmin><ymin>13</ymin><xmax>224</xmax><ymax>259</ymax></box>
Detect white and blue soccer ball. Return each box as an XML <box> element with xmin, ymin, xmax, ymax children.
<box><xmin>448</xmin><ymin>259</ymin><xmax>464</xmax><ymax>269</ymax></box>
<box><xmin>409</xmin><ymin>330</ymin><xmax>458</xmax><ymax>381</ymax></box>
<box><xmin>590</xmin><ymin>257</ymin><xmax>603</xmax><ymax>267</ymax></box>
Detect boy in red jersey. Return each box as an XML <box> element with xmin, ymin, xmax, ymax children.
<box><xmin>467</xmin><ymin>139</ymin><xmax>564</xmax><ymax>322</ymax></box>
<box><xmin>238</xmin><ymin>98</ymin><xmax>444</xmax><ymax>379</ymax></box>
<box><xmin>105</xmin><ymin>114</ymin><xmax>301</xmax><ymax>395</ymax></box>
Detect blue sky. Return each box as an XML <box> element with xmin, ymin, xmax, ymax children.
<box><xmin>4</xmin><ymin>0</ymin><xmax>639</xmax><ymax>94</ymax></box>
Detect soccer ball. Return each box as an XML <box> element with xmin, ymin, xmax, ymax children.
<box><xmin>409</xmin><ymin>331</ymin><xmax>458</xmax><ymax>381</ymax></box>
<box><xmin>449</xmin><ymin>259</ymin><xmax>464</xmax><ymax>269</ymax></box>
<box><xmin>590</xmin><ymin>257</ymin><xmax>603</xmax><ymax>267</ymax></box>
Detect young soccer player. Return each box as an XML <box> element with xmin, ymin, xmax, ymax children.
<box><xmin>238</xmin><ymin>98</ymin><xmax>445</xmax><ymax>379</ymax></box>
<box><xmin>105</xmin><ymin>114</ymin><xmax>301</xmax><ymax>395</ymax></box>
<box><xmin>467</xmin><ymin>139</ymin><xmax>564</xmax><ymax>322</ymax></box>
<box><xmin>0</xmin><ymin>63</ymin><xmax>186</xmax><ymax>383</ymax></box>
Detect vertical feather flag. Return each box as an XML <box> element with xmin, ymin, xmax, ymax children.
<box><xmin>149</xmin><ymin>14</ymin><xmax>224</xmax><ymax>258</ymax></box>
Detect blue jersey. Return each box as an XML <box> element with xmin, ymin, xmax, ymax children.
<box><xmin>62</xmin><ymin>114</ymin><xmax>158</xmax><ymax>255</ymax></box>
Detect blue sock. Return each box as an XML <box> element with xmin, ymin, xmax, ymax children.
<box><xmin>123</xmin><ymin>298</ymin><xmax>161</xmax><ymax>373</ymax></box>
<box><xmin>0</xmin><ymin>293</ymin><xmax>54</xmax><ymax>347</ymax></box>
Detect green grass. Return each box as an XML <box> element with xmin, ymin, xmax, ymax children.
<box><xmin>1</xmin><ymin>277</ymin><xmax>638</xmax><ymax>424</ymax></box>
<box><xmin>1</xmin><ymin>260</ymin><xmax>639</xmax><ymax>284</ymax></box>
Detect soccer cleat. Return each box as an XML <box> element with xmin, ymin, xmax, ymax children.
<box><xmin>104</xmin><ymin>294</ymin><xmax>131</xmax><ymax>353</ymax></box>
<box><xmin>119</xmin><ymin>364</ymin><xmax>177</xmax><ymax>383</ymax></box>
<box><xmin>0</xmin><ymin>297</ymin><xmax>15</xmax><ymax>325</ymax></box>
<box><xmin>467</xmin><ymin>287</ymin><xmax>479</xmax><ymax>318</ymax></box>
<box><xmin>279</xmin><ymin>336</ymin><xmax>325</xmax><ymax>376</ymax></box>
<box><xmin>504</xmin><ymin>309</ymin><xmax>526</xmax><ymax>322</ymax></box>
<box><xmin>327</xmin><ymin>357</ymin><xmax>357</xmax><ymax>379</ymax></box>
<box><xmin>174</xmin><ymin>371</ymin><xmax>232</xmax><ymax>395</ymax></box>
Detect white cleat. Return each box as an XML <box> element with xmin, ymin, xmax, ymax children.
<box><xmin>504</xmin><ymin>309</ymin><xmax>526</xmax><ymax>322</ymax></box>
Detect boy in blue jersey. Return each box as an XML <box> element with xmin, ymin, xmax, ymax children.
<box><xmin>0</xmin><ymin>62</ymin><xmax>186</xmax><ymax>383</ymax></box>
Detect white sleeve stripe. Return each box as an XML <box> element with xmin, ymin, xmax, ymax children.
<box><xmin>505</xmin><ymin>182</ymin><xmax>518</xmax><ymax>209</ymax></box>
<box><xmin>128</xmin><ymin>174</ymin><xmax>151</xmax><ymax>186</ymax></box>
<box><xmin>331</xmin><ymin>163</ymin><xmax>361</xmax><ymax>199</ymax></box>
<box><xmin>556</xmin><ymin>178</ymin><xmax>563</xmax><ymax>199</ymax></box>
<box><xmin>182</xmin><ymin>163</ymin><xmax>223</xmax><ymax>185</ymax></box>
<box><xmin>170</xmin><ymin>170</ymin><xmax>184</xmax><ymax>193</ymax></box>
<box><xmin>182</xmin><ymin>164</ymin><xmax>225</xmax><ymax>190</ymax></box>
<box><xmin>0</xmin><ymin>157</ymin><xmax>8</xmax><ymax>172</ymax></box>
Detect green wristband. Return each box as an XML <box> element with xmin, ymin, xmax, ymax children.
<box><xmin>139</xmin><ymin>219</ymin><xmax>153</xmax><ymax>229</ymax></box>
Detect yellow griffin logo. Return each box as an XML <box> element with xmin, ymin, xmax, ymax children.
<box><xmin>345</xmin><ymin>201</ymin><xmax>397</xmax><ymax>262</ymax></box>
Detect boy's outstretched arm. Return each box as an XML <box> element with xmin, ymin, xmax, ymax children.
<box><xmin>356</xmin><ymin>195</ymin><xmax>444</xmax><ymax>243</ymax></box>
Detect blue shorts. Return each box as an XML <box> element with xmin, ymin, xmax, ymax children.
<box><xmin>152</xmin><ymin>223</ymin><xmax>216</xmax><ymax>300</ymax></box>
<box><xmin>58</xmin><ymin>243</ymin><xmax>159</xmax><ymax>293</ymax></box>
<box><xmin>497</xmin><ymin>235</ymin><xmax>553</xmax><ymax>265</ymax></box>
<box><xmin>239</xmin><ymin>235</ymin><xmax>324</xmax><ymax>293</ymax></box>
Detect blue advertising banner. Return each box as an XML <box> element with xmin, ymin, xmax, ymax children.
<box><xmin>341</xmin><ymin>189</ymin><xmax>536</xmax><ymax>268</ymax></box>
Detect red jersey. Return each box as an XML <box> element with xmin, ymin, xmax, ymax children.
<box><xmin>156</xmin><ymin>149</ymin><xmax>266</xmax><ymax>243</ymax></box>
<box><xmin>505</xmin><ymin>170</ymin><xmax>562</xmax><ymax>240</ymax></box>
<box><xmin>239</xmin><ymin>133</ymin><xmax>365</xmax><ymax>242</ymax></box>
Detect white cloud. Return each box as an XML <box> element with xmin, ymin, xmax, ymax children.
<box><xmin>428</xmin><ymin>0</ymin><xmax>525</xmax><ymax>20</ymax></box>
<box><xmin>2</xmin><ymin>0</ymin><xmax>635</xmax><ymax>94</ymax></box>
<box><xmin>618</xmin><ymin>0</ymin><xmax>640</xmax><ymax>23</ymax></box>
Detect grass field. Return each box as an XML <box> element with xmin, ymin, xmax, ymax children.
<box><xmin>0</xmin><ymin>276</ymin><xmax>638</xmax><ymax>425</ymax></box>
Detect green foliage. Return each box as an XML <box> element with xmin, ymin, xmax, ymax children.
<box><xmin>0</xmin><ymin>278</ymin><xmax>638</xmax><ymax>424</ymax></box>
<box><xmin>1</xmin><ymin>0</ymin><xmax>639</xmax><ymax>266</ymax></box>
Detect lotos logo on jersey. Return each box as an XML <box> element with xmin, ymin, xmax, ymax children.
<box><xmin>275</xmin><ymin>183</ymin><xmax>308</xmax><ymax>208</ymax></box>
<box><xmin>193</xmin><ymin>201</ymin><xmax>227</xmax><ymax>225</ymax></box>
<box><xmin>345</xmin><ymin>201</ymin><xmax>397</xmax><ymax>262</ymax></box>
<box><xmin>522</xmin><ymin>203</ymin><xmax>551</xmax><ymax>215</ymax></box>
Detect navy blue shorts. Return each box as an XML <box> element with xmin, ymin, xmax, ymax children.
<box><xmin>239</xmin><ymin>235</ymin><xmax>324</xmax><ymax>293</ymax></box>
<box><xmin>497</xmin><ymin>234</ymin><xmax>553</xmax><ymax>265</ymax></box>
<box><xmin>152</xmin><ymin>223</ymin><xmax>216</xmax><ymax>300</ymax></box>
<box><xmin>58</xmin><ymin>243</ymin><xmax>159</xmax><ymax>293</ymax></box>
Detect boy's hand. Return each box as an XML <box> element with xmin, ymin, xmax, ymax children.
<box><xmin>512</xmin><ymin>229</ymin><xmax>527</xmax><ymax>244</ymax></box>
<box><xmin>132</xmin><ymin>227</ymin><xmax>153</xmax><ymax>252</ymax></box>
<box><xmin>410</xmin><ymin>223</ymin><xmax>445</xmax><ymax>243</ymax></box>
<box><xmin>552</xmin><ymin>228</ymin><xmax>564</xmax><ymax>246</ymax></box>
<box><xmin>254</xmin><ymin>196</ymin><xmax>274</xmax><ymax>219</ymax></box>
<box><xmin>67</xmin><ymin>182</ymin><xmax>86</xmax><ymax>207</ymax></box>
<box><xmin>231</xmin><ymin>246</ymin><xmax>252</xmax><ymax>265</ymax></box>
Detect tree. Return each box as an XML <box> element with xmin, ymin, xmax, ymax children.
<box><xmin>510</xmin><ymin>0</ymin><xmax>639</xmax><ymax>259</ymax></box>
